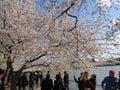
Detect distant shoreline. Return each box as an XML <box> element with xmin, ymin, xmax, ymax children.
<box><xmin>95</xmin><ymin>63</ymin><xmax>120</xmax><ymax>67</ymax></box>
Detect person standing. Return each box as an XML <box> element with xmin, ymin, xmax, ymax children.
<box><xmin>116</xmin><ymin>71</ymin><xmax>120</xmax><ymax>90</ymax></box>
<box><xmin>41</xmin><ymin>74</ymin><xmax>54</xmax><ymax>90</ymax></box>
<box><xmin>0</xmin><ymin>69</ymin><xmax>5</xmax><ymax>90</ymax></box>
<box><xmin>89</xmin><ymin>74</ymin><xmax>96</xmax><ymax>90</ymax></box>
<box><xmin>29</xmin><ymin>72</ymin><xmax>36</xmax><ymax>90</ymax></box>
<box><xmin>74</xmin><ymin>72</ymin><xmax>84</xmax><ymax>90</ymax></box>
<box><xmin>39</xmin><ymin>71</ymin><xmax>43</xmax><ymax>85</ymax></box>
<box><xmin>63</xmin><ymin>71</ymin><xmax>69</xmax><ymax>90</ymax></box>
<box><xmin>21</xmin><ymin>72</ymin><xmax>28</xmax><ymax>90</ymax></box>
<box><xmin>46</xmin><ymin>71</ymin><xmax>50</xmax><ymax>78</ymax></box>
<box><xmin>17</xmin><ymin>74</ymin><xmax>22</xmax><ymax>90</ymax></box>
<box><xmin>35</xmin><ymin>71</ymin><xmax>39</xmax><ymax>88</ymax></box>
<box><xmin>54</xmin><ymin>74</ymin><xmax>64</xmax><ymax>90</ymax></box>
<box><xmin>101</xmin><ymin>70</ymin><xmax>117</xmax><ymax>90</ymax></box>
<box><xmin>57</xmin><ymin>72</ymin><xmax>62</xmax><ymax>80</ymax></box>
<box><xmin>83</xmin><ymin>71</ymin><xmax>91</xmax><ymax>90</ymax></box>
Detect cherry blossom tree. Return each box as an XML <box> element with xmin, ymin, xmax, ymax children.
<box><xmin>0</xmin><ymin>0</ymin><xmax>120</xmax><ymax>89</ymax></box>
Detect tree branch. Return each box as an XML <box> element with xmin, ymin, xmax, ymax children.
<box><xmin>54</xmin><ymin>1</ymin><xmax>76</xmax><ymax>20</ymax></box>
<box><xmin>7</xmin><ymin>34</ymin><xmax>15</xmax><ymax>44</ymax></box>
<box><xmin>19</xmin><ymin>52</ymin><xmax>47</xmax><ymax>71</ymax></box>
<box><xmin>0</xmin><ymin>41</ymin><xmax>10</xmax><ymax>53</ymax></box>
<box><xmin>66</xmin><ymin>11</ymin><xmax>78</xmax><ymax>31</ymax></box>
<box><xmin>27</xmin><ymin>53</ymin><xmax>47</xmax><ymax>63</ymax></box>
<box><xmin>0</xmin><ymin>50</ymin><xmax>6</xmax><ymax>59</ymax></box>
<box><xmin>24</xmin><ymin>62</ymin><xmax>51</xmax><ymax>70</ymax></box>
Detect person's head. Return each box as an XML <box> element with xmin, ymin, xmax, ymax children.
<box><xmin>91</xmin><ymin>74</ymin><xmax>96</xmax><ymax>80</ymax></box>
<box><xmin>109</xmin><ymin>70</ymin><xmax>115</xmax><ymax>76</ymax></box>
<box><xmin>84</xmin><ymin>71</ymin><xmax>89</xmax><ymax>80</ymax></box>
<box><xmin>81</xmin><ymin>72</ymin><xmax>84</xmax><ymax>75</ymax></box>
<box><xmin>64</xmin><ymin>71</ymin><xmax>66</xmax><ymax>74</ymax></box>
<box><xmin>58</xmin><ymin>72</ymin><xmax>61</xmax><ymax>76</ymax></box>
<box><xmin>47</xmin><ymin>71</ymin><xmax>50</xmax><ymax>74</ymax></box>
<box><xmin>80</xmin><ymin>72</ymin><xmax>84</xmax><ymax>77</ymax></box>
<box><xmin>84</xmin><ymin>71</ymin><xmax>89</xmax><ymax>77</ymax></box>
<box><xmin>55</xmin><ymin>74</ymin><xmax>60</xmax><ymax>80</ymax></box>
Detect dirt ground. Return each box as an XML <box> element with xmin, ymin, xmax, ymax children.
<box><xmin>6</xmin><ymin>87</ymin><xmax>41</xmax><ymax>90</ymax></box>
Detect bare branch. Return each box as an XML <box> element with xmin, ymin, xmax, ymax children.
<box><xmin>0</xmin><ymin>50</ymin><xmax>6</xmax><ymax>59</ymax></box>
<box><xmin>7</xmin><ymin>34</ymin><xmax>15</xmax><ymax>44</ymax></box>
<box><xmin>25</xmin><ymin>62</ymin><xmax>52</xmax><ymax>70</ymax></box>
<box><xmin>54</xmin><ymin>1</ymin><xmax>76</xmax><ymax>20</ymax></box>
<box><xmin>66</xmin><ymin>11</ymin><xmax>78</xmax><ymax>31</ymax></box>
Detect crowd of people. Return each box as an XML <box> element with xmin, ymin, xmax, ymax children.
<box><xmin>0</xmin><ymin>68</ymin><xmax>120</xmax><ymax>90</ymax></box>
<box><xmin>74</xmin><ymin>71</ymin><xmax>96</xmax><ymax>90</ymax></box>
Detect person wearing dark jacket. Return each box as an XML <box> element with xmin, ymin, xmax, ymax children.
<box><xmin>21</xmin><ymin>72</ymin><xmax>28</xmax><ymax>90</ymax></box>
<box><xmin>82</xmin><ymin>71</ymin><xmax>91</xmax><ymax>90</ymax></box>
<box><xmin>35</xmin><ymin>71</ymin><xmax>39</xmax><ymax>88</ymax></box>
<box><xmin>89</xmin><ymin>74</ymin><xmax>96</xmax><ymax>90</ymax></box>
<box><xmin>63</xmin><ymin>71</ymin><xmax>69</xmax><ymax>90</ymax></box>
<box><xmin>41</xmin><ymin>74</ymin><xmax>54</xmax><ymax>90</ymax></box>
<box><xmin>0</xmin><ymin>69</ymin><xmax>5</xmax><ymax>90</ymax></box>
<box><xmin>17</xmin><ymin>74</ymin><xmax>22</xmax><ymax>90</ymax></box>
<box><xmin>74</xmin><ymin>71</ymin><xmax>91</xmax><ymax>90</ymax></box>
<box><xmin>39</xmin><ymin>71</ymin><xmax>43</xmax><ymax>85</ymax></box>
<box><xmin>74</xmin><ymin>72</ymin><xmax>84</xmax><ymax>90</ymax></box>
<box><xmin>54</xmin><ymin>74</ymin><xmax>64</xmax><ymax>90</ymax></box>
<box><xmin>101</xmin><ymin>70</ymin><xmax>117</xmax><ymax>90</ymax></box>
<box><xmin>116</xmin><ymin>71</ymin><xmax>120</xmax><ymax>90</ymax></box>
<box><xmin>29</xmin><ymin>72</ymin><xmax>36</xmax><ymax>90</ymax></box>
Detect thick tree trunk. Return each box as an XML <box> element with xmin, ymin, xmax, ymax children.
<box><xmin>10</xmin><ymin>70</ymin><xmax>23</xmax><ymax>90</ymax></box>
<box><xmin>6</xmin><ymin>60</ymin><xmax>18</xmax><ymax>90</ymax></box>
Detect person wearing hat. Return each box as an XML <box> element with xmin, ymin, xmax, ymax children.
<box><xmin>101</xmin><ymin>70</ymin><xmax>117</xmax><ymax>90</ymax></box>
<box><xmin>0</xmin><ymin>68</ymin><xmax>5</xmax><ymax>90</ymax></box>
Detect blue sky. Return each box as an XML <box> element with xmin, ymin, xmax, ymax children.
<box><xmin>34</xmin><ymin>0</ymin><xmax>120</xmax><ymax>59</ymax></box>
<box><xmin>100</xmin><ymin>0</ymin><xmax>120</xmax><ymax>17</ymax></box>
<box><xmin>35</xmin><ymin>0</ymin><xmax>120</xmax><ymax>22</ymax></box>
<box><xmin>99</xmin><ymin>0</ymin><xmax>120</xmax><ymax>59</ymax></box>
